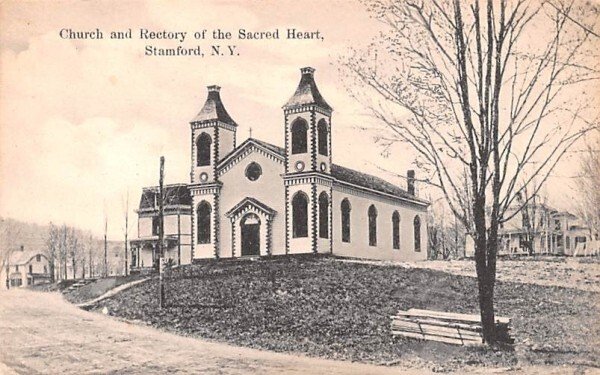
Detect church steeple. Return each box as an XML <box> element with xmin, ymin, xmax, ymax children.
<box><xmin>191</xmin><ymin>85</ymin><xmax>237</xmax><ymax>126</ymax></box>
<box><xmin>190</xmin><ymin>85</ymin><xmax>237</xmax><ymax>185</ymax></box>
<box><xmin>283</xmin><ymin>67</ymin><xmax>332</xmax><ymax>112</ymax></box>
<box><xmin>283</xmin><ymin>67</ymin><xmax>332</xmax><ymax>175</ymax></box>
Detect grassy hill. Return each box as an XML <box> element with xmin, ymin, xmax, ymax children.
<box><xmin>91</xmin><ymin>255</ymin><xmax>598</xmax><ymax>372</ymax></box>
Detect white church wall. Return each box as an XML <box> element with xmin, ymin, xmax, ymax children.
<box><xmin>287</xmin><ymin>184</ymin><xmax>315</xmax><ymax>254</ymax></box>
<box><xmin>286</xmin><ymin>113</ymin><xmax>313</xmax><ymax>174</ymax></box>
<box><xmin>191</xmin><ymin>125</ymin><xmax>217</xmax><ymax>184</ymax></box>
<box><xmin>192</xmin><ymin>193</ymin><xmax>216</xmax><ymax>259</ymax></box>
<box><xmin>331</xmin><ymin>186</ymin><xmax>428</xmax><ymax>262</ymax></box>
<box><xmin>218</xmin><ymin>149</ymin><xmax>286</xmax><ymax>257</ymax></box>
<box><xmin>314</xmin><ymin>113</ymin><xmax>331</xmax><ymax>174</ymax></box>
<box><xmin>218</xmin><ymin>128</ymin><xmax>236</xmax><ymax>161</ymax></box>
<box><xmin>315</xmin><ymin>184</ymin><xmax>333</xmax><ymax>254</ymax></box>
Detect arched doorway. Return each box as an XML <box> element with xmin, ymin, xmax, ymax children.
<box><xmin>241</xmin><ymin>213</ymin><xmax>261</xmax><ymax>256</ymax></box>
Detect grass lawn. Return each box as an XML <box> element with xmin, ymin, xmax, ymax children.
<box><xmin>62</xmin><ymin>274</ymin><xmax>145</xmax><ymax>304</ymax></box>
<box><xmin>91</xmin><ymin>255</ymin><xmax>599</xmax><ymax>372</ymax></box>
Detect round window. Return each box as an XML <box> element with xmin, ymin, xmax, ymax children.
<box><xmin>245</xmin><ymin>162</ymin><xmax>262</xmax><ymax>181</ymax></box>
<box><xmin>295</xmin><ymin>161</ymin><xmax>305</xmax><ymax>172</ymax></box>
<box><xmin>200</xmin><ymin>172</ymin><xmax>209</xmax><ymax>182</ymax></box>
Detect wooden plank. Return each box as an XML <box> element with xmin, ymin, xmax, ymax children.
<box><xmin>391</xmin><ymin>320</ymin><xmax>482</xmax><ymax>337</ymax></box>
<box><xmin>390</xmin><ymin>323</ymin><xmax>484</xmax><ymax>341</ymax></box>
<box><xmin>391</xmin><ymin>330</ymin><xmax>483</xmax><ymax>346</ymax></box>
<box><xmin>401</xmin><ymin>308</ymin><xmax>511</xmax><ymax>325</ymax></box>
<box><xmin>391</xmin><ymin>321</ymin><xmax>479</xmax><ymax>337</ymax></box>
<box><xmin>391</xmin><ymin>317</ymin><xmax>482</xmax><ymax>332</ymax></box>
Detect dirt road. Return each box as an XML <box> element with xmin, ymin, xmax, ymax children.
<box><xmin>0</xmin><ymin>289</ymin><xmax>410</xmax><ymax>375</ymax></box>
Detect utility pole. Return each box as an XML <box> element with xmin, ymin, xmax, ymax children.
<box><xmin>158</xmin><ymin>156</ymin><xmax>165</xmax><ymax>308</ymax></box>
<box><xmin>124</xmin><ymin>191</ymin><xmax>129</xmax><ymax>277</ymax></box>
<box><xmin>104</xmin><ymin>217</ymin><xmax>108</xmax><ymax>277</ymax></box>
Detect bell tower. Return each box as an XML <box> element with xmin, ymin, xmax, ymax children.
<box><xmin>189</xmin><ymin>85</ymin><xmax>237</xmax><ymax>260</ymax></box>
<box><xmin>190</xmin><ymin>85</ymin><xmax>237</xmax><ymax>184</ymax></box>
<box><xmin>283</xmin><ymin>67</ymin><xmax>334</xmax><ymax>255</ymax></box>
<box><xmin>283</xmin><ymin>67</ymin><xmax>332</xmax><ymax>175</ymax></box>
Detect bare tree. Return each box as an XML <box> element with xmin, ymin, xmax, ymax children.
<box><xmin>574</xmin><ymin>133</ymin><xmax>600</xmax><ymax>242</ymax></box>
<box><xmin>1</xmin><ymin>218</ymin><xmax>22</xmax><ymax>288</ymax></box>
<box><xmin>67</xmin><ymin>227</ymin><xmax>80</xmax><ymax>279</ymax></box>
<box><xmin>342</xmin><ymin>0</ymin><xmax>599</xmax><ymax>343</ymax></box>
<box><xmin>45</xmin><ymin>223</ymin><xmax>60</xmax><ymax>283</ymax></box>
<box><xmin>123</xmin><ymin>191</ymin><xmax>130</xmax><ymax>276</ymax></box>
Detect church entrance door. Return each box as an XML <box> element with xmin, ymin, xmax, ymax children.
<box><xmin>241</xmin><ymin>213</ymin><xmax>260</xmax><ymax>256</ymax></box>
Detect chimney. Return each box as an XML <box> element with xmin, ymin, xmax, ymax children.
<box><xmin>407</xmin><ymin>170</ymin><xmax>415</xmax><ymax>195</ymax></box>
<box><xmin>301</xmin><ymin>66</ymin><xmax>315</xmax><ymax>76</ymax></box>
<box><xmin>206</xmin><ymin>85</ymin><xmax>221</xmax><ymax>100</ymax></box>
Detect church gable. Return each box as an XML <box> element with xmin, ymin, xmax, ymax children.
<box><xmin>226</xmin><ymin>197</ymin><xmax>276</xmax><ymax>222</ymax></box>
<box><xmin>217</xmin><ymin>138</ymin><xmax>284</xmax><ymax>178</ymax></box>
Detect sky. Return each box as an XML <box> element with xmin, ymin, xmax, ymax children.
<box><xmin>0</xmin><ymin>0</ymin><xmax>594</xmax><ymax>239</ymax></box>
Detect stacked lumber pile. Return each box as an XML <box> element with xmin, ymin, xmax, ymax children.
<box><xmin>390</xmin><ymin>308</ymin><xmax>513</xmax><ymax>346</ymax></box>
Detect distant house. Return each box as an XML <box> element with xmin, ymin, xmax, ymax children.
<box><xmin>1</xmin><ymin>246</ymin><xmax>51</xmax><ymax>289</ymax></box>
<box><xmin>130</xmin><ymin>184</ymin><xmax>192</xmax><ymax>271</ymax></box>
<box><xmin>465</xmin><ymin>203</ymin><xmax>597</xmax><ymax>257</ymax></box>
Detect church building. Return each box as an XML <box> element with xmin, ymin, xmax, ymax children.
<box><xmin>130</xmin><ymin>67</ymin><xmax>429</xmax><ymax>270</ymax></box>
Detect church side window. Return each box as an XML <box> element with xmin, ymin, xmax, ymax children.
<box><xmin>317</xmin><ymin>119</ymin><xmax>328</xmax><ymax>156</ymax></box>
<box><xmin>341</xmin><ymin>199</ymin><xmax>351</xmax><ymax>243</ymax></box>
<box><xmin>291</xmin><ymin>119</ymin><xmax>308</xmax><ymax>154</ymax></box>
<box><xmin>197</xmin><ymin>201</ymin><xmax>212</xmax><ymax>244</ymax></box>
<box><xmin>292</xmin><ymin>192</ymin><xmax>308</xmax><ymax>238</ymax></box>
<box><xmin>368</xmin><ymin>205</ymin><xmax>377</xmax><ymax>247</ymax></box>
<box><xmin>196</xmin><ymin>133</ymin><xmax>212</xmax><ymax>166</ymax></box>
<box><xmin>392</xmin><ymin>211</ymin><xmax>400</xmax><ymax>250</ymax></box>
<box><xmin>414</xmin><ymin>215</ymin><xmax>421</xmax><ymax>252</ymax></box>
<box><xmin>318</xmin><ymin>192</ymin><xmax>329</xmax><ymax>239</ymax></box>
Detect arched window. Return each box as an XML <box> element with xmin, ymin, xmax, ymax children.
<box><xmin>392</xmin><ymin>211</ymin><xmax>400</xmax><ymax>250</ymax></box>
<box><xmin>197</xmin><ymin>201</ymin><xmax>212</xmax><ymax>244</ymax></box>
<box><xmin>368</xmin><ymin>205</ymin><xmax>377</xmax><ymax>247</ymax></box>
<box><xmin>291</xmin><ymin>119</ymin><xmax>308</xmax><ymax>154</ymax></box>
<box><xmin>414</xmin><ymin>215</ymin><xmax>421</xmax><ymax>252</ymax></box>
<box><xmin>317</xmin><ymin>119</ymin><xmax>328</xmax><ymax>156</ymax></box>
<box><xmin>318</xmin><ymin>192</ymin><xmax>329</xmax><ymax>239</ymax></box>
<box><xmin>341</xmin><ymin>198</ymin><xmax>351</xmax><ymax>243</ymax></box>
<box><xmin>292</xmin><ymin>192</ymin><xmax>308</xmax><ymax>238</ymax></box>
<box><xmin>196</xmin><ymin>133</ymin><xmax>212</xmax><ymax>167</ymax></box>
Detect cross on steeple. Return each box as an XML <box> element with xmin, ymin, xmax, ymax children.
<box><xmin>249</xmin><ymin>127</ymin><xmax>253</xmax><ymax>138</ymax></box>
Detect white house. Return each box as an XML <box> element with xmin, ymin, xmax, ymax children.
<box><xmin>465</xmin><ymin>203</ymin><xmax>597</xmax><ymax>257</ymax></box>
<box><xmin>129</xmin><ymin>67</ymin><xmax>429</xmax><ymax>269</ymax></box>
<box><xmin>2</xmin><ymin>246</ymin><xmax>51</xmax><ymax>289</ymax></box>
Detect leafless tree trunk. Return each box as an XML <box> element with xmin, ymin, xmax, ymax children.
<box><xmin>342</xmin><ymin>0</ymin><xmax>599</xmax><ymax>343</ymax></box>
<box><xmin>1</xmin><ymin>218</ymin><xmax>22</xmax><ymax>288</ymax></box>
<box><xmin>124</xmin><ymin>191</ymin><xmax>129</xmax><ymax>276</ymax></box>
<box><xmin>574</xmin><ymin>134</ymin><xmax>600</xmax><ymax>241</ymax></box>
<box><xmin>104</xmin><ymin>218</ymin><xmax>108</xmax><ymax>277</ymax></box>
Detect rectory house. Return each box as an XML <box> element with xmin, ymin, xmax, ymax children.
<box><xmin>129</xmin><ymin>67</ymin><xmax>429</xmax><ymax>270</ymax></box>
<box><xmin>465</xmin><ymin>201</ymin><xmax>597</xmax><ymax>257</ymax></box>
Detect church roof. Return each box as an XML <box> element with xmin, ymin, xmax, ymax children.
<box><xmin>224</xmin><ymin>137</ymin><xmax>423</xmax><ymax>203</ymax></box>
<box><xmin>248</xmin><ymin>138</ymin><xmax>286</xmax><ymax>157</ymax></box>
<box><xmin>330</xmin><ymin>164</ymin><xmax>421</xmax><ymax>201</ymax></box>
<box><xmin>218</xmin><ymin>137</ymin><xmax>285</xmax><ymax>167</ymax></box>
<box><xmin>139</xmin><ymin>184</ymin><xmax>192</xmax><ymax>210</ymax></box>
<box><xmin>190</xmin><ymin>85</ymin><xmax>237</xmax><ymax>126</ymax></box>
<box><xmin>283</xmin><ymin>67</ymin><xmax>332</xmax><ymax>111</ymax></box>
